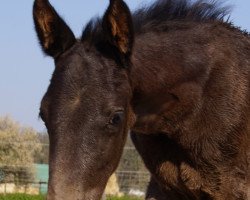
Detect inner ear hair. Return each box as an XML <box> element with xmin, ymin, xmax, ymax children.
<box><xmin>103</xmin><ymin>0</ymin><xmax>134</xmax><ymax>59</ymax></box>
<box><xmin>33</xmin><ymin>0</ymin><xmax>75</xmax><ymax>58</ymax></box>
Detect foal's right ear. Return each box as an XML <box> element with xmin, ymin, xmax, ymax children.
<box><xmin>33</xmin><ymin>0</ymin><xmax>76</xmax><ymax>58</ymax></box>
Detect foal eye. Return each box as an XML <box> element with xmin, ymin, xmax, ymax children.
<box><xmin>109</xmin><ymin>111</ymin><xmax>124</xmax><ymax>126</ymax></box>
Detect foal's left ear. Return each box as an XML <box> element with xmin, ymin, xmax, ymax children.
<box><xmin>103</xmin><ymin>0</ymin><xmax>134</xmax><ymax>61</ymax></box>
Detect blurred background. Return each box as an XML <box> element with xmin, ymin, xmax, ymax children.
<box><xmin>0</xmin><ymin>0</ymin><xmax>249</xmax><ymax>199</ymax></box>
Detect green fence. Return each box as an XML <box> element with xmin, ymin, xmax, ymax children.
<box><xmin>34</xmin><ymin>165</ymin><xmax>48</xmax><ymax>194</ymax></box>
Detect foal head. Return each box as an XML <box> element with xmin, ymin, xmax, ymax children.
<box><xmin>33</xmin><ymin>0</ymin><xmax>134</xmax><ymax>199</ymax></box>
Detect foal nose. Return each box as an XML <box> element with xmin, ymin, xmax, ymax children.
<box><xmin>46</xmin><ymin>191</ymin><xmax>104</xmax><ymax>200</ymax></box>
<box><xmin>46</xmin><ymin>187</ymin><xmax>82</xmax><ymax>200</ymax></box>
<box><xmin>47</xmin><ymin>181</ymin><xmax>105</xmax><ymax>200</ymax></box>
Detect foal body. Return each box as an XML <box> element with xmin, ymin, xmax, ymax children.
<box><xmin>33</xmin><ymin>0</ymin><xmax>250</xmax><ymax>199</ymax></box>
<box><xmin>131</xmin><ymin>21</ymin><xmax>250</xmax><ymax>199</ymax></box>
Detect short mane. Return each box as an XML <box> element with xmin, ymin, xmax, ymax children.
<box><xmin>82</xmin><ymin>0</ymin><xmax>235</xmax><ymax>42</ymax></box>
<box><xmin>133</xmin><ymin>0</ymin><xmax>231</xmax><ymax>32</ymax></box>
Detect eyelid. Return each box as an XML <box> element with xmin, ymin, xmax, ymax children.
<box><xmin>103</xmin><ymin>105</ymin><xmax>124</xmax><ymax>116</ymax></box>
<box><xmin>112</xmin><ymin>106</ymin><xmax>125</xmax><ymax>112</ymax></box>
<box><xmin>108</xmin><ymin>109</ymin><xmax>125</xmax><ymax>118</ymax></box>
<box><xmin>114</xmin><ymin>109</ymin><xmax>124</xmax><ymax>113</ymax></box>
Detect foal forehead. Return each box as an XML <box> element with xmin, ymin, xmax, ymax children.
<box><xmin>58</xmin><ymin>46</ymin><xmax>106</xmax><ymax>79</ymax></box>
<box><xmin>55</xmin><ymin>43</ymin><xmax>128</xmax><ymax>92</ymax></box>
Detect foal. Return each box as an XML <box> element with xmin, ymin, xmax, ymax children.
<box><xmin>33</xmin><ymin>0</ymin><xmax>250</xmax><ymax>199</ymax></box>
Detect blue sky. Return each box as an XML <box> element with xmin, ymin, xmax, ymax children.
<box><xmin>0</xmin><ymin>0</ymin><xmax>249</xmax><ymax>132</ymax></box>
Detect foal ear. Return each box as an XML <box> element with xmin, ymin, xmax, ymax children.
<box><xmin>33</xmin><ymin>0</ymin><xmax>76</xmax><ymax>58</ymax></box>
<box><xmin>103</xmin><ymin>0</ymin><xmax>134</xmax><ymax>59</ymax></box>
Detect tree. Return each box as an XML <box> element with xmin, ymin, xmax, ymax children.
<box><xmin>0</xmin><ymin>116</ymin><xmax>42</xmax><ymax>183</ymax></box>
<box><xmin>33</xmin><ymin>132</ymin><xmax>49</xmax><ymax>164</ymax></box>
